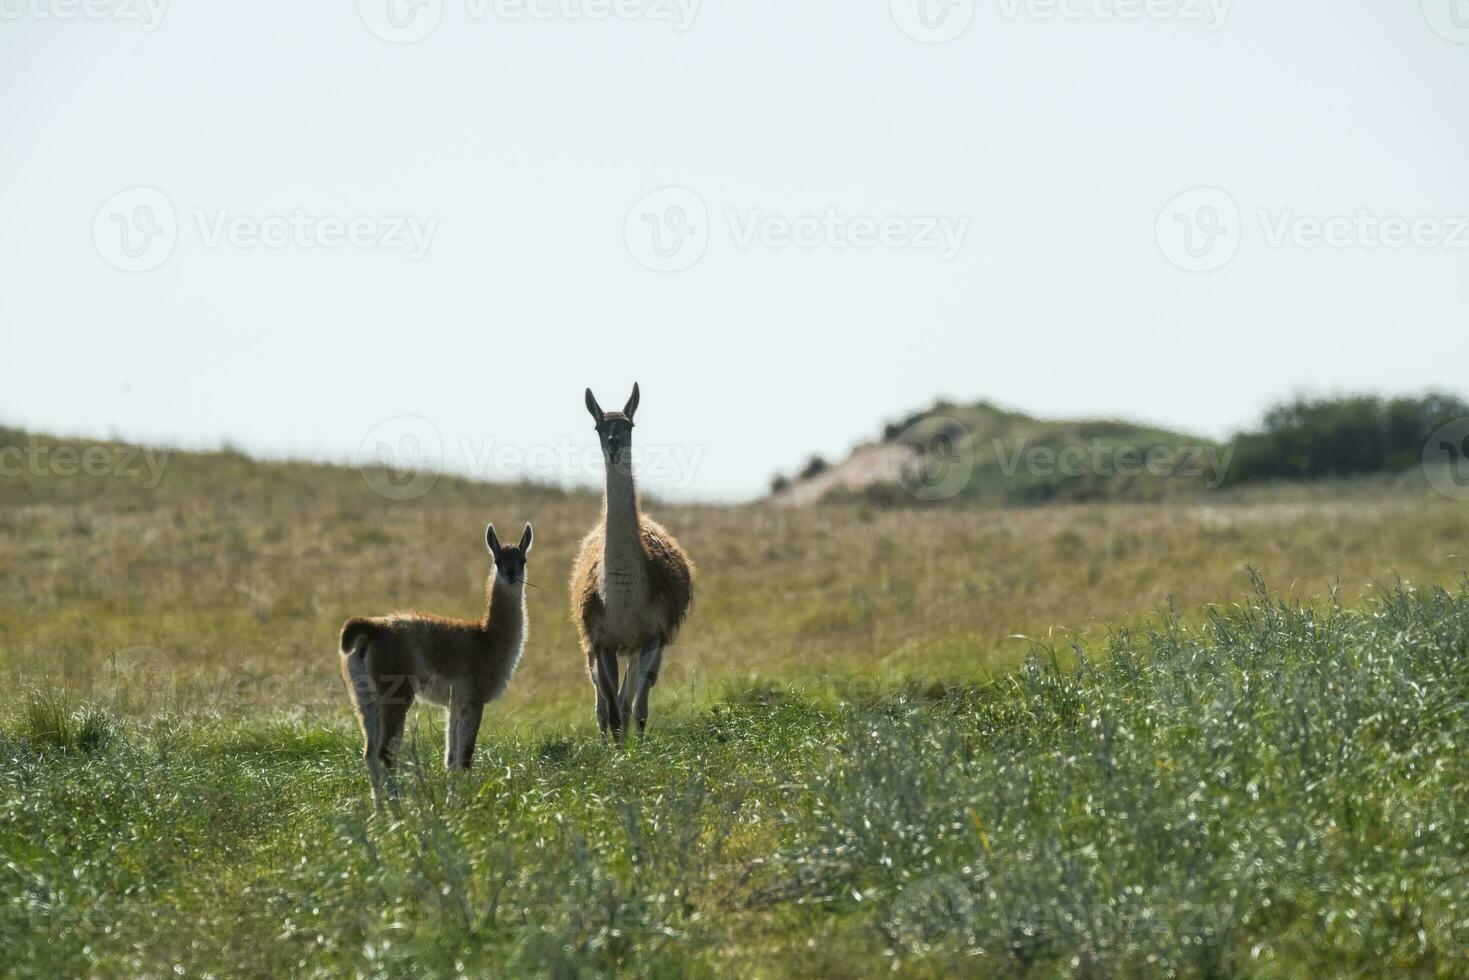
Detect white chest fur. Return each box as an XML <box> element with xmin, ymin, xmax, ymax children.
<box><xmin>600</xmin><ymin>558</ymin><xmax>652</xmax><ymax>643</ymax></box>
<box><xmin>600</xmin><ymin>470</ymin><xmax>659</xmax><ymax>650</ymax></box>
<box><xmin>599</xmin><ymin>540</ymin><xmax>658</xmax><ymax>646</ymax></box>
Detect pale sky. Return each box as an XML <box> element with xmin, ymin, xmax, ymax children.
<box><xmin>3</xmin><ymin>1</ymin><xmax>1467</xmax><ymax>501</ymax></box>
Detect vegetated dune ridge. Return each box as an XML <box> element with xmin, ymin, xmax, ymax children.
<box><xmin>770</xmin><ymin>399</ymin><xmax>1227</xmax><ymax>508</ymax></box>
<box><xmin>770</xmin><ymin>392</ymin><xmax>1469</xmax><ymax>509</ymax></box>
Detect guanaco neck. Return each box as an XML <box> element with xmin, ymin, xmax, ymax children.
<box><xmin>481</xmin><ymin>574</ymin><xmax>526</xmax><ymax>645</ymax></box>
<box><xmin>601</xmin><ymin>455</ymin><xmax>645</xmax><ymax>595</ymax></box>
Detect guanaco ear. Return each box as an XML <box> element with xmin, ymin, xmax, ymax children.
<box><xmin>585</xmin><ymin>388</ymin><xmax>603</xmax><ymax>422</ymax></box>
<box><xmin>623</xmin><ymin>382</ymin><xmax>640</xmax><ymax>421</ymax></box>
<box><xmin>486</xmin><ymin>524</ymin><xmax>501</xmax><ymax>556</ymax></box>
<box><xmin>519</xmin><ymin>522</ymin><xmax>534</xmax><ymax>554</ymax></box>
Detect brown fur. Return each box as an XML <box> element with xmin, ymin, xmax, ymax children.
<box><xmin>339</xmin><ymin>524</ymin><xmax>531</xmax><ymax>801</ymax></box>
<box><xmin>571</xmin><ymin>384</ymin><xmax>695</xmax><ymax>740</ymax></box>
<box><xmin>570</xmin><ymin>517</ymin><xmax>695</xmax><ymax>655</ymax></box>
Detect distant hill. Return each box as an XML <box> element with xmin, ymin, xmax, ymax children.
<box><xmin>769</xmin><ymin>401</ymin><xmax>1226</xmax><ymax>507</ymax></box>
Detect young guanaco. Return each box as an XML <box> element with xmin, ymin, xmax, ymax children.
<box><xmin>339</xmin><ymin>522</ymin><xmax>532</xmax><ymax>801</ymax></box>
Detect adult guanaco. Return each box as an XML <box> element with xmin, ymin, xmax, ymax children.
<box><xmin>570</xmin><ymin>384</ymin><xmax>694</xmax><ymax>742</ymax></box>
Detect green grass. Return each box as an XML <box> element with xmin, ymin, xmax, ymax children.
<box><xmin>5</xmin><ymin>579</ymin><xmax>1469</xmax><ymax>977</ymax></box>
<box><xmin>5</xmin><ymin>428</ymin><xmax>1469</xmax><ymax>975</ymax></box>
<box><xmin>5</xmin><ymin>428</ymin><xmax>1466</xmax><ymax>726</ymax></box>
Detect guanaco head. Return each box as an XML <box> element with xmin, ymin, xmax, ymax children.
<box><xmin>485</xmin><ymin>522</ymin><xmax>534</xmax><ymax>587</ymax></box>
<box><xmin>585</xmin><ymin>383</ymin><xmax>639</xmax><ymax>468</ymax></box>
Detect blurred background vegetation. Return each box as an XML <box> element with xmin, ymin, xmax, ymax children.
<box><xmin>1225</xmin><ymin>391</ymin><xmax>1469</xmax><ymax>484</ymax></box>
<box><xmin>770</xmin><ymin>389</ymin><xmax>1469</xmax><ymax>508</ymax></box>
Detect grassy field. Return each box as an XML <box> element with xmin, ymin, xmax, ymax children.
<box><xmin>5</xmin><ymin>579</ymin><xmax>1469</xmax><ymax>976</ymax></box>
<box><xmin>2</xmin><ymin>431</ymin><xmax>1466</xmax><ymax>725</ymax></box>
<box><xmin>3</xmin><ymin>431</ymin><xmax>1469</xmax><ymax>975</ymax></box>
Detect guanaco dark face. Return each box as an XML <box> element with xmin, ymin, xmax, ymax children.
<box><xmin>585</xmin><ymin>383</ymin><xmax>640</xmax><ymax>469</ymax></box>
<box><xmin>486</xmin><ymin>522</ymin><xmax>534</xmax><ymax>586</ymax></box>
